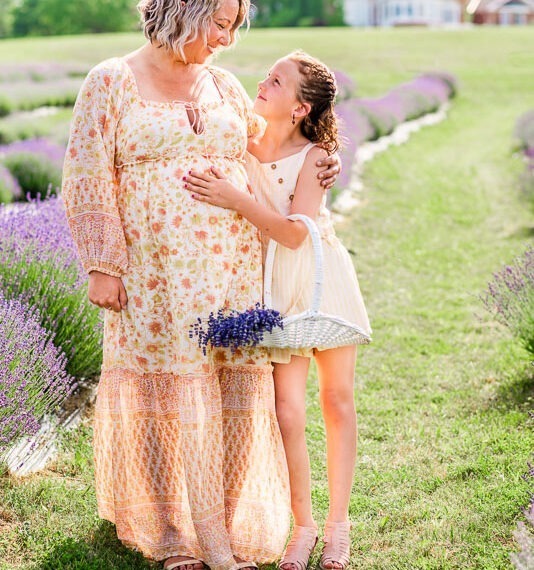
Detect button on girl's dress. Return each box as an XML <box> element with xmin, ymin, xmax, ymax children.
<box><xmin>278</xmin><ymin>178</ymin><xmax>283</xmax><ymax>184</ymax></box>
<box><xmin>289</xmin><ymin>194</ymin><xmax>294</xmax><ymax>201</ymax></box>
<box><xmin>271</xmin><ymin>163</ymin><xmax>277</xmax><ymax>170</ymax></box>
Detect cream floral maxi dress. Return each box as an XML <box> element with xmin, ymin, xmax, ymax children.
<box><xmin>62</xmin><ymin>58</ymin><xmax>290</xmax><ymax>569</ymax></box>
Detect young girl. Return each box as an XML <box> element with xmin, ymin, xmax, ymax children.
<box><xmin>184</xmin><ymin>51</ymin><xmax>371</xmax><ymax>570</ymax></box>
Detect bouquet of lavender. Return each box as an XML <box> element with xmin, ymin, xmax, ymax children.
<box><xmin>190</xmin><ymin>303</ymin><xmax>283</xmax><ymax>354</ymax></box>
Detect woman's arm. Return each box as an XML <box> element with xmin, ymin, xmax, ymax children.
<box><xmin>62</xmin><ymin>61</ymin><xmax>129</xmax><ymax>311</ymax></box>
<box><xmin>185</xmin><ymin>147</ymin><xmax>327</xmax><ymax>250</ymax></box>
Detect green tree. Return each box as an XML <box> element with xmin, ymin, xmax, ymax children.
<box><xmin>12</xmin><ymin>0</ymin><xmax>138</xmax><ymax>37</ymax></box>
<box><xmin>0</xmin><ymin>0</ymin><xmax>16</xmax><ymax>38</ymax></box>
<box><xmin>252</xmin><ymin>0</ymin><xmax>344</xmax><ymax>28</ymax></box>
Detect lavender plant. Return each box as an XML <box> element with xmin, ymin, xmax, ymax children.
<box><xmin>190</xmin><ymin>303</ymin><xmax>283</xmax><ymax>354</ymax></box>
<box><xmin>0</xmin><ymin>138</ymin><xmax>65</xmax><ymax>168</ymax></box>
<box><xmin>0</xmin><ymin>197</ymin><xmax>103</xmax><ymax>377</ymax></box>
<box><xmin>0</xmin><ymin>164</ymin><xmax>22</xmax><ymax>203</ymax></box>
<box><xmin>0</xmin><ymin>138</ymin><xmax>65</xmax><ymax>199</ymax></box>
<box><xmin>0</xmin><ymin>292</ymin><xmax>74</xmax><ymax>460</ymax></box>
<box><xmin>514</xmin><ymin>110</ymin><xmax>534</xmax><ymax>154</ymax></box>
<box><xmin>0</xmin><ymin>62</ymin><xmax>87</xmax><ymax>83</ymax></box>
<box><xmin>481</xmin><ymin>247</ymin><xmax>534</xmax><ymax>355</ymax></box>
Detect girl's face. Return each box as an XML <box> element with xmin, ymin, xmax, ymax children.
<box><xmin>254</xmin><ymin>58</ymin><xmax>302</xmax><ymax>121</ymax></box>
<box><xmin>183</xmin><ymin>0</ymin><xmax>239</xmax><ymax>63</ymax></box>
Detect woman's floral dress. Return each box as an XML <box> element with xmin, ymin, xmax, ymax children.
<box><xmin>62</xmin><ymin>58</ymin><xmax>290</xmax><ymax>569</ymax></box>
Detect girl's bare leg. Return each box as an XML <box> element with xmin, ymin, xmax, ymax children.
<box><xmin>315</xmin><ymin>345</ymin><xmax>358</xmax><ymax>524</ymax></box>
<box><xmin>273</xmin><ymin>356</ymin><xmax>315</xmax><ymax>528</ymax></box>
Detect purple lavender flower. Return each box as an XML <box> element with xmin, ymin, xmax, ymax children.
<box><xmin>481</xmin><ymin>247</ymin><xmax>534</xmax><ymax>355</ymax></box>
<box><xmin>0</xmin><ymin>291</ymin><xmax>74</xmax><ymax>460</ymax></box>
<box><xmin>0</xmin><ymin>138</ymin><xmax>65</xmax><ymax>169</ymax></box>
<box><xmin>0</xmin><ymin>196</ymin><xmax>103</xmax><ymax>377</ymax></box>
<box><xmin>190</xmin><ymin>303</ymin><xmax>283</xmax><ymax>354</ymax></box>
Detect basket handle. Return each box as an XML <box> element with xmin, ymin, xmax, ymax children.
<box><xmin>263</xmin><ymin>213</ymin><xmax>324</xmax><ymax>316</ymax></box>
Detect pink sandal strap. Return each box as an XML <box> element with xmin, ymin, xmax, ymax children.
<box><xmin>165</xmin><ymin>560</ymin><xmax>204</xmax><ymax>570</ymax></box>
<box><xmin>279</xmin><ymin>525</ymin><xmax>318</xmax><ymax>570</ymax></box>
<box><xmin>320</xmin><ymin>521</ymin><xmax>351</xmax><ymax>570</ymax></box>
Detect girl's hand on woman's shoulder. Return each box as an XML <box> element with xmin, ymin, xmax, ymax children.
<box><xmin>185</xmin><ymin>167</ymin><xmax>250</xmax><ymax>211</ymax></box>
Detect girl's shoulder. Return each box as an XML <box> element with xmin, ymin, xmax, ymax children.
<box><xmin>301</xmin><ymin>143</ymin><xmax>329</xmax><ymax>169</ymax></box>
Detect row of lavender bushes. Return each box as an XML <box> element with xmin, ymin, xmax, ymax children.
<box><xmin>0</xmin><ymin>63</ymin><xmax>86</xmax><ymax>118</ymax></box>
<box><xmin>0</xmin><ymin>197</ymin><xmax>103</xmax><ymax>463</ymax></box>
<box><xmin>334</xmin><ymin>70</ymin><xmax>457</xmax><ymax>189</ymax></box>
<box><xmin>0</xmin><ymin>138</ymin><xmax>64</xmax><ymax>203</ymax></box>
<box><xmin>514</xmin><ymin>110</ymin><xmax>534</xmax><ymax>209</ymax></box>
<box><xmin>482</xmin><ymin>113</ymin><xmax>534</xmax><ymax>358</ymax></box>
<box><xmin>483</xmin><ymin>112</ymin><xmax>534</xmax><ymax>569</ymax></box>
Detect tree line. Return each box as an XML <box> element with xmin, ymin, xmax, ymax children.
<box><xmin>0</xmin><ymin>0</ymin><xmax>345</xmax><ymax>38</ymax></box>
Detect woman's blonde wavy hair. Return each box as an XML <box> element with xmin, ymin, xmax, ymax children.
<box><xmin>137</xmin><ymin>0</ymin><xmax>250</xmax><ymax>62</ymax></box>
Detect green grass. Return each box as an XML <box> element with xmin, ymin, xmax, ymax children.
<box><xmin>0</xmin><ymin>27</ymin><xmax>533</xmax><ymax>569</ymax></box>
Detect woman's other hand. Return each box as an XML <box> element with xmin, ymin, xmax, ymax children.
<box><xmin>316</xmin><ymin>152</ymin><xmax>341</xmax><ymax>190</ymax></box>
<box><xmin>185</xmin><ymin>167</ymin><xmax>250</xmax><ymax>210</ymax></box>
<box><xmin>88</xmin><ymin>271</ymin><xmax>128</xmax><ymax>312</ymax></box>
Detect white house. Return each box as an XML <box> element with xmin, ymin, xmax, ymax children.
<box><xmin>345</xmin><ymin>0</ymin><xmax>463</xmax><ymax>26</ymax></box>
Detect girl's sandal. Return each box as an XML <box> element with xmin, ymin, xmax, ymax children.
<box><xmin>278</xmin><ymin>525</ymin><xmax>318</xmax><ymax>570</ymax></box>
<box><xmin>319</xmin><ymin>521</ymin><xmax>351</xmax><ymax>570</ymax></box>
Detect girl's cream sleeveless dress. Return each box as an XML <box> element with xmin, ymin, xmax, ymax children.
<box><xmin>245</xmin><ymin>142</ymin><xmax>372</xmax><ymax>363</ymax></box>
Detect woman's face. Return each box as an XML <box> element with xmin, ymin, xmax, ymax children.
<box><xmin>254</xmin><ymin>58</ymin><xmax>301</xmax><ymax>121</ymax></box>
<box><xmin>183</xmin><ymin>0</ymin><xmax>240</xmax><ymax>64</ymax></box>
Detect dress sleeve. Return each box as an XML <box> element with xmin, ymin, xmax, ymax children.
<box><xmin>211</xmin><ymin>66</ymin><xmax>265</xmax><ymax>138</ymax></box>
<box><xmin>61</xmin><ymin>62</ymin><xmax>128</xmax><ymax>277</ymax></box>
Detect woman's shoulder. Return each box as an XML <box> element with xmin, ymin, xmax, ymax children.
<box><xmin>84</xmin><ymin>57</ymin><xmax>129</xmax><ymax>85</ymax></box>
<box><xmin>208</xmin><ymin>64</ymin><xmax>238</xmax><ymax>82</ymax></box>
<box><xmin>208</xmin><ymin>65</ymin><xmax>246</xmax><ymax>94</ymax></box>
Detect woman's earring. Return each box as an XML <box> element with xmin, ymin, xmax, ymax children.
<box><xmin>291</xmin><ymin>113</ymin><xmax>296</xmax><ymax>125</ymax></box>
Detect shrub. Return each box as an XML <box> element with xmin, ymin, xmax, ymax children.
<box><xmin>2</xmin><ymin>152</ymin><xmax>61</xmax><ymax>199</ymax></box>
<box><xmin>0</xmin><ymin>197</ymin><xmax>103</xmax><ymax>377</ymax></box>
<box><xmin>0</xmin><ymin>292</ymin><xmax>74</xmax><ymax>461</ymax></box>
<box><xmin>0</xmin><ymin>96</ymin><xmax>11</xmax><ymax>118</ymax></box>
<box><xmin>514</xmin><ymin>110</ymin><xmax>534</xmax><ymax>152</ymax></box>
<box><xmin>481</xmin><ymin>247</ymin><xmax>534</xmax><ymax>355</ymax></box>
<box><xmin>0</xmin><ymin>138</ymin><xmax>65</xmax><ymax>199</ymax></box>
<box><xmin>0</xmin><ymin>137</ymin><xmax>65</xmax><ymax>167</ymax></box>
<box><xmin>0</xmin><ymin>164</ymin><xmax>21</xmax><ymax>203</ymax></box>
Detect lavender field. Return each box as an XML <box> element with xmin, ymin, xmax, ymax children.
<box><xmin>0</xmin><ymin>26</ymin><xmax>533</xmax><ymax>570</ymax></box>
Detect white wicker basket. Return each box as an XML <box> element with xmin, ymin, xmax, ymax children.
<box><xmin>259</xmin><ymin>214</ymin><xmax>371</xmax><ymax>350</ymax></box>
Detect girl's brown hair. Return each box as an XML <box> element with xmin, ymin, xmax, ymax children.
<box><xmin>287</xmin><ymin>50</ymin><xmax>340</xmax><ymax>154</ymax></box>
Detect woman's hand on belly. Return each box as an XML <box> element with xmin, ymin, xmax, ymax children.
<box><xmin>88</xmin><ymin>271</ymin><xmax>129</xmax><ymax>312</ymax></box>
<box><xmin>184</xmin><ymin>166</ymin><xmax>252</xmax><ymax>212</ymax></box>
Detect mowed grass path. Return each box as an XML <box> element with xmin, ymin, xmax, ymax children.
<box><xmin>0</xmin><ymin>27</ymin><xmax>533</xmax><ymax>569</ymax></box>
